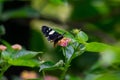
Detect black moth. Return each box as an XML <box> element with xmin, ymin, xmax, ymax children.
<box><xmin>42</xmin><ymin>26</ymin><xmax>64</xmax><ymax>46</ymax></box>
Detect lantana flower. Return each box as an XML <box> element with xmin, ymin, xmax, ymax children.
<box><xmin>12</xmin><ymin>44</ymin><xmax>22</xmax><ymax>50</ymax></box>
<box><xmin>58</xmin><ymin>37</ymin><xmax>71</xmax><ymax>47</ymax></box>
<box><xmin>20</xmin><ymin>70</ymin><xmax>38</xmax><ymax>80</ymax></box>
<box><xmin>0</xmin><ymin>45</ymin><xmax>7</xmax><ymax>51</ymax></box>
<box><xmin>44</xmin><ymin>75</ymin><xmax>58</xmax><ymax>80</ymax></box>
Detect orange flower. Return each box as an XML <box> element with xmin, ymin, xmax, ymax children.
<box><xmin>0</xmin><ymin>45</ymin><xmax>7</xmax><ymax>51</ymax></box>
<box><xmin>20</xmin><ymin>70</ymin><xmax>38</xmax><ymax>80</ymax></box>
<box><xmin>12</xmin><ymin>44</ymin><xmax>22</xmax><ymax>50</ymax></box>
<box><xmin>58</xmin><ymin>37</ymin><xmax>71</xmax><ymax>47</ymax></box>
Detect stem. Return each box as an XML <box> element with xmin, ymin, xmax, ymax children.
<box><xmin>0</xmin><ymin>64</ymin><xmax>11</xmax><ymax>79</ymax></box>
<box><xmin>60</xmin><ymin>61</ymin><xmax>70</xmax><ymax>80</ymax></box>
<box><xmin>42</xmin><ymin>70</ymin><xmax>45</xmax><ymax>80</ymax></box>
<box><xmin>60</xmin><ymin>43</ymin><xmax>81</xmax><ymax>80</ymax></box>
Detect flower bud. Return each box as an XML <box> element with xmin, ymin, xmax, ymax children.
<box><xmin>72</xmin><ymin>29</ymin><xmax>80</xmax><ymax>34</ymax></box>
<box><xmin>0</xmin><ymin>45</ymin><xmax>7</xmax><ymax>51</ymax></box>
<box><xmin>12</xmin><ymin>44</ymin><xmax>22</xmax><ymax>50</ymax></box>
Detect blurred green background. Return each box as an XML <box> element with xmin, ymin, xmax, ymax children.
<box><xmin>0</xmin><ymin>0</ymin><xmax>120</xmax><ymax>80</ymax></box>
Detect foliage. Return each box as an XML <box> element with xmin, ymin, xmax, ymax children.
<box><xmin>0</xmin><ymin>0</ymin><xmax>120</xmax><ymax>80</ymax></box>
<box><xmin>0</xmin><ymin>40</ymin><xmax>42</xmax><ymax>79</ymax></box>
<box><xmin>0</xmin><ymin>25</ymin><xmax>5</xmax><ymax>36</ymax></box>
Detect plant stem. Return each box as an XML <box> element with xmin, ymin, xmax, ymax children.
<box><xmin>42</xmin><ymin>70</ymin><xmax>45</xmax><ymax>80</ymax></box>
<box><xmin>60</xmin><ymin>54</ymin><xmax>74</xmax><ymax>80</ymax></box>
<box><xmin>60</xmin><ymin>44</ymin><xmax>81</xmax><ymax>80</ymax></box>
<box><xmin>60</xmin><ymin>61</ymin><xmax>70</xmax><ymax>80</ymax></box>
<box><xmin>0</xmin><ymin>64</ymin><xmax>11</xmax><ymax>79</ymax></box>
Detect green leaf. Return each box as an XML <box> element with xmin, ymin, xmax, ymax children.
<box><xmin>72</xmin><ymin>43</ymin><xmax>86</xmax><ymax>59</ymax></box>
<box><xmin>39</xmin><ymin>61</ymin><xmax>54</xmax><ymax>72</ymax></box>
<box><xmin>0</xmin><ymin>59</ymin><xmax>4</xmax><ymax>64</ymax></box>
<box><xmin>0</xmin><ymin>25</ymin><xmax>5</xmax><ymax>36</ymax></box>
<box><xmin>65</xmin><ymin>75</ymin><xmax>82</xmax><ymax>80</ymax></box>
<box><xmin>8</xmin><ymin>59</ymin><xmax>39</xmax><ymax>67</ymax></box>
<box><xmin>63</xmin><ymin>44</ymin><xmax>74</xmax><ymax>61</ymax></box>
<box><xmin>63</xmin><ymin>42</ymin><xmax>85</xmax><ymax>61</ymax></box>
<box><xmin>39</xmin><ymin>60</ymin><xmax>64</xmax><ymax>72</ymax></box>
<box><xmin>76</xmin><ymin>31</ymin><xmax>88</xmax><ymax>43</ymax></box>
<box><xmin>84</xmin><ymin>73</ymin><xmax>120</xmax><ymax>80</ymax></box>
<box><xmin>86</xmin><ymin>42</ymin><xmax>111</xmax><ymax>52</ymax></box>
<box><xmin>49</xmin><ymin>0</ymin><xmax>66</xmax><ymax>4</ymax></box>
<box><xmin>84</xmin><ymin>73</ymin><xmax>100</xmax><ymax>80</ymax></box>
<box><xmin>1</xmin><ymin>51</ymin><xmax>11</xmax><ymax>60</ymax></box>
<box><xmin>12</xmin><ymin>50</ymin><xmax>42</xmax><ymax>59</ymax></box>
<box><xmin>0</xmin><ymin>0</ymin><xmax>4</xmax><ymax>17</ymax></box>
<box><xmin>92</xmin><ymin>1</ymin><xmax>110</xmax><ymax>15</ymax></box>
<box><xmin>96</xmin><ymin>73</ymin><xmax>120</xmax><ymax>80</ymax></box>
<box><xmin>1</xmin><ymin>7</ymin><xmax>39</xmax><ymax>20</ymax></box>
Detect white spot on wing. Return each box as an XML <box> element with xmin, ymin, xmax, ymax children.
<box><xmin>49</xmin><ymin>30</ymin><xmax>55</xmax><ymax>35</ymax></box>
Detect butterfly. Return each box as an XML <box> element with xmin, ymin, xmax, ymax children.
<box><xmin>41</xmin><ymin>26</ymin><xmax>64</xmax><ymax>46</ymax></box>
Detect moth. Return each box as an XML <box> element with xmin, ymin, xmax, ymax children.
<box><xmin>41</xmin><ymin>26</ymin><xmax>64</xmax><ymax>46</ymax></box>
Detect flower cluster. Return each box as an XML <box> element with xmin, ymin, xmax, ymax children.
<box><xmin>58</xmin><ymin>37</ymin><xmax>71</xmax><ymax>47</ymax></box>
<box><xmin>20</xmin><ymin>70</ymin><xmax>38</xmax><ymax>80</ymax></box>
<box><xmin>0</xmin><ymin>44</ymin><xmax>22</xmax><ymax>51</ymax></box>
<box><xmin>0</xmin><ymin>45</ymin><xmax>7</xmax><ymax>51</ymax></box>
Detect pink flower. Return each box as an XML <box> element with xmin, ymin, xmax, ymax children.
<box><xmin>12</xmin><ymin>44</ymin><xmax>22</xmax><ymax>50</ymax></box>
<box><xmin>0</xmin><ymin>45</ymin><xmax>7</xmax><ymax>51</ymax></box>
<box><xmin>58</xmin><ymin>38</ymin><xmax>71</xmax><ymax>47</ymax></box>
<box><xmin>44</xmin><ymin>75</ymin><xmax>58</xmax><ymax>80</ymax></box>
